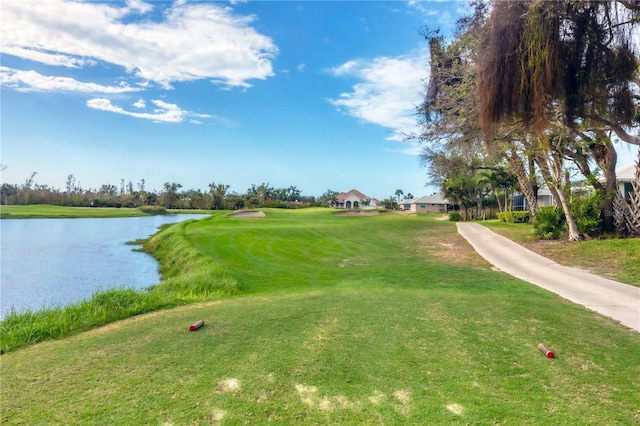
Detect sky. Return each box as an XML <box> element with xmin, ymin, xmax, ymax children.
<box><xmin>1</xmin><ymin>0</ymin><xmax>638</xmax><ymax>200</ymax></box>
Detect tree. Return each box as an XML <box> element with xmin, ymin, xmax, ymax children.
<box><xmin>209</xmin><ymin>182</ymin><xmax>230</xmax><ymax>210</ymax></box>
<box><xmin>1</xmin><ymin>183</ymin><xmax>17</xmax><ymax>205</ymax></box>
<box><xmin>478</xmin><ymin>0</ymin><xmax>640</xmax><ymax>237</ymax></box>
<box><xmin>478</xmin><ymin>168</ymin><xmax>517</xmax><ymax>213</ymax></box>
<box><xmin>318</xmin><ymin>189</ymin><xmax>339</xmax><ymax>207</ymax></box>
<box><xmin>137</xmin><ymin>179</ymin><xmax>148</xmax><ymax>205</ymax></box>
<box><xmin>21</xmin><ymin>171</ymin><xmax>37</xmax><ymax>205</ymax></box>
<box><xmin>416</xmin><ymin>2</ymin><xmax>509</xmax><ymax>221</ymax></box>
<box><xmin>395</xmin><ymin>189</ymin><xmax>404</xmax><ymax>204</ymax></box>
<box><xmin>160</xmin><ymin>182</ymin><xmax>182</xmax><ymax>209</ymax></box>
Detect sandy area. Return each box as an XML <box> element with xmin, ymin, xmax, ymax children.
<box><xmin>335</xmin><ymin>210</ymin><xmax>407</xmax><ymax>217</ymax></box>
<box><xmin>230</xmin><ymin>210</ymin><xmax>266</xmax><ymax>218</ymax></box>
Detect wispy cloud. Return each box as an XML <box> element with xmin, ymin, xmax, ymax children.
<box><xmin>407</xmin><ymin>0</ymin><xmax>459</xmax><ymax>28</ymax></box>
<box><xmin>0</xmin><ymin>66</ymin><xmax>141</xmax><ymax>93</ymax></box>
<box><xmin>87</xmin><ymin>98</ymin><xmax>221</xmax><ymax>124</ymax></box>
<box><xmin>1</xmin><ymin>0</ymin><xmax>278</xmax><ymax>90</ymax></box>
<box><xmin>327</xmin><ymin>49</ymin><xmax>428</xmax><ymax>142</ymax></box>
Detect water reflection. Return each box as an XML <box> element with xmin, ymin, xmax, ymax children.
<box><xmin>0</xmin><ymin>214</ymin><xmax>208</xmax><ymax>318</ymax></box>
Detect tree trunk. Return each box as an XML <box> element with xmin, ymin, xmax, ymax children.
<box><xmin>555</xmin><ymin>187</ymin><xmax>581</xmax><ymax>241</ymax></box>
<box><xmin>591</xmin><ymin>137</ymin><xmax>618</xmax><ymax>233</ymax></box>
<box><xmin>536</xmin><ymin>152</ymin><xmax>581</xmax><ymax>241</ymax></box>
<box><xmin>507</xmin><ymin>151</ymin><xmax>538</xmax><ymax>219</ymax></box>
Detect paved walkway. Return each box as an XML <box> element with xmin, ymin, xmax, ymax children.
<box><xmin>457</xmin><ymin>222</ymin><xmax>640</xmax><ymax>332</ymax></box>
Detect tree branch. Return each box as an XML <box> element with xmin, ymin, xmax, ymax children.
<box><xmin>585</xmin><ymin>114</ymin><xmax>640</xmax><ymax>146</ymax></box>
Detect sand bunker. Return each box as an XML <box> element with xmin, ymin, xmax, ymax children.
<box><xmin>230</xmin><ymin>210</ymin><xmax>266</xmax><ymax>218</ymax></box>
<box><xmin>335</xmin><ymin>210</ymin><xmax>408</xmax><ymax>217</ymax></box>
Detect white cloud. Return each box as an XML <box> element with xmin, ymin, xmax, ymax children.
<box><xmin>327</xmin><ymin>49</ymin><xmax>428</xmax><ymax>141</ymax></box>
<box><xmin>0</xmin><ymin>66</ymin><xmax>141</xmax><ymax>93</ymax></box>
<box><xmin>132</xmin><ymin>98</ymin><xmax>146</xmax><ymax>109</ymax></box>
<box><xmin>1</xmin><ymin>0</ymin><xmax>278</xmax><ymax>90</ymax></box>
<box><xmin>87</xmin><ymin>97</ymin><xmax>228</xmax><ymax>125</ymax></box>
<box><xmin>407</xmin><ymin>0</ymin><xmax>459</xmax><ymax>28</ymax></box>
<box><xmin>88</xmin><ymin>98</ymin><xmax>185</xmax><ymax>123</ymax></box>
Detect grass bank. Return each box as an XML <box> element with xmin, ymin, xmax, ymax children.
<box><xmin>0</xmin><ymin>204</ymin><xmax>212</xmax><ymax>218</ymax></box>
<box><xmin>1</xmin><ymin>209</ymin><xmax>639</xmax><ymax>424</ymax></box>
<box><xmin>0</xmin><ymin>216</ymin><xmax>236</xmax><ymax>352</ymax></box>
<box><xmin>482</xmin><ymin>220</ymin><xmax>640</xmax><ymax>286</ymax></box>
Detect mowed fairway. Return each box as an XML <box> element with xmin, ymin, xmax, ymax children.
<box><xmin>2</xmin><ymin>209</ymin><xmax>639</xmax><ymax>424</ymax></box>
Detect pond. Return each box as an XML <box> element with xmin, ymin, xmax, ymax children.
<box><xmin>0</xmin><ymin>214</ymin><xmax>208</xmax><ymax>319</ymax></box>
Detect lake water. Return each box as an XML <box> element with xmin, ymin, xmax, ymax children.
<box><xmin>0</xmin><ymin>214</ymin><xmax>208</xmax><ymax>319</ymax></box>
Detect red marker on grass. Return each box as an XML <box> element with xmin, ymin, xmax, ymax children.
<box><xmin>538</xmin><ymin>343</ymin><xmax>554</xmax><ymax>358</ymax></box>
<box><xmin>190</xmin><ymin>320</ymin><xmax>204</xmax><ymax>331</ymax></box>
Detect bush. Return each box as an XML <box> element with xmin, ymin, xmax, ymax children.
<box><xmin>534</xmin><ymin>206</ymin><xmax>566</xmax><ymax>239</ymax></box>
<box><xmin>449</xmin><ymin>212</ymin><xmax>462</xmax><ymax>222</ymax></box>
<box><xmin>570</xmin><ymin>193</ymin><xmax>602</xmax><ymax>237</ymax></box>
<box><xmin>137</xmin><ymin>206</ymin><xmax>168</xmax><ymax>215</ymax></box>
<box><xmin>497</xmin><ymin>211</ymin><xmax>530</xmax><ymax>223</ymax></box>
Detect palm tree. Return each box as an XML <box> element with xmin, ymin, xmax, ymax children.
<box><xmin>395</xmin><ymin>189</ymin><xmax>404</xmax><ymax>204</ymax></box>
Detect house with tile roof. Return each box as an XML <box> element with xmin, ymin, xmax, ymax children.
<box><xmin>332</xmin><ymin>189</ymin><xmax>381</xmax><ymax>209</ymax></box>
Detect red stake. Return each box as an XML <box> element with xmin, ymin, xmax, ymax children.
<box><xmin>538</xmin><ymin>343</ymin><xmax>555</xmax><ymax>358</ymax></box>
<box><xmin>190</xmin><ymin>320</ymin><xmax>204</xmax><ymax>331</ymax></box>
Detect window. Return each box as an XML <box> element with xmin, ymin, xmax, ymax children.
<box><xmin>624</xmin><ymin>182</ymin><xmax>633</xmax><ymax>199</ymax></box>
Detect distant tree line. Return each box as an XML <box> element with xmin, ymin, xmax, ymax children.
<box><xmin>0</xmin><ymin>173</ymin><xmax>343</xmax><ymax>210</ymax></box>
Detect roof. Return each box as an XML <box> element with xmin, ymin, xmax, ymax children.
<box><xmin>336</xmin><ymin>189</ymin><xmax>369</xmax><ymax>203</ymax></box>
<box><xmin>404</xmin><ymin>194</ymin><xmax>449</xmax><ymax>205</ymax></box>
<box><xmin>616</xmin><ymin>163</ymin><xmax>637</xmax><ymax>182</ymax></box>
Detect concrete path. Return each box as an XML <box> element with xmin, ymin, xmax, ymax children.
<box><xmin>457</xmin><ymin>222</ymin><xmax>640</xmax><ymax>332</ymax></box>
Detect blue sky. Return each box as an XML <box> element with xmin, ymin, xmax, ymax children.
<box><xmin>1</xmin><ymin>0</ymin><xmax>637</xmax><ymax>200</ymax></box>
<box><xmin>0</xmin><ymin>0</ymin><xmax>463</xmax><ymax>199</ymax></box>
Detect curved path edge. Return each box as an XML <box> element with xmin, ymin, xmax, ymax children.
<box><xmin>457</xmin><ymin>222</ymin><xmax>640</xmax><ymax>332</ymax></box>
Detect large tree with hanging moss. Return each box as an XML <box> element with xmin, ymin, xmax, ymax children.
<box><xmin>478</xmin><ymin>0</ymin><xmax>640</xmax><ymax>236</ymax></box>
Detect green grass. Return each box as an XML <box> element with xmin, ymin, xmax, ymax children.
<box><xmin>0</xmin><ymin>216</ymin><xmax>235</xmax><ymax>352</ymax></box>
<box><xmin>0</xmin><ymin>204</ymin><xmax>213</xmax><ymax>218</ymax></box>
<box><xmin>482</xmin><ymin>220</ymin><xmax>640</xmax><ymax>286</ymax></box>
<box><xmin>0</xmin><ymin>204</ymin><xmax>146</xmax><ymax>218</ymax></box>
<box><xmin>1</xmin><ymin>209</ymin><xmax>639</xmax><ymax>424</ymax></box>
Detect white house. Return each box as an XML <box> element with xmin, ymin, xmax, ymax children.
<box><xmin>402</xmin><ymin>194</ymin><xmax>450</xmax><ymax>213</ymax></box>
<box><xmin>513</xmin><ymin>187</ymin><xmax>555</xmax><ymax>210</ymax></box>
<box><xmin>614</xmin><ymin>162</ymin><xmax>637</xmax><ymax>200</ymax></box>
<box><xmin>514</xmin><ymin>163</ymin><xmax>637</xmax><ymax>210</ymax></box>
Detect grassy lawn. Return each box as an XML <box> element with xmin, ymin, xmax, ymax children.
<box><xmin>2</xmin><ymin>209</ymin><xmax>639</xmax><ymax>424</ymax></box>
<box><xmin>0</xmin><ymin>204</ymin><xmax>212</xmax><ymax>218</ymax></box>
<box><xmin>482</xmin><ymin>220</ymin><xmax>640</xmax><ymax>286</ymax></box>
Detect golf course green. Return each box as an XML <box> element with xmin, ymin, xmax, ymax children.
<box><xmin>1</xmin><ymin>208</ymin><xmax>638</xmax><ymax>424</ymax></box>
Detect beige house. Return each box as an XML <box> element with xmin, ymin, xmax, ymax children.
<box><xmin>333</xmin><ymin>189</ymin><xmax>381</xmax><ymax>209</ymax></box>
<box><xmin>402</xmin><ymin>195</ymin><xmax>450</xmax><ymax>213</ymax></box>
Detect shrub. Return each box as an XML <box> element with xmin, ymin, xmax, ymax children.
<box><xmin>534</xmin><ymin>206</ymin><xmax>566</xmax><ymax>239</ymax></box>
<box><xmin>497</xmin><ymin>211</ymin><xmax>530</xmax><ymax>223</ymax></box>
<box><xmin>449</xmin><ymin>212</ymin><xmax>462</xmax><ymax>221</ymax></box>
<box><xmin>570</xmin><ymin>193</ymin><xmax>602</xmax><ymax>237</ymax></box>
<box><xmin>137</xmin><ymin>206</ymin><xmax>168</xmax><ymax>215</ymax></box>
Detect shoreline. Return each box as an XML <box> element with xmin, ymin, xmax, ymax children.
<box><xmin>0</xmin><ymin>204</ymin><xmax>213</xmax><ymax>219</ymax></box>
